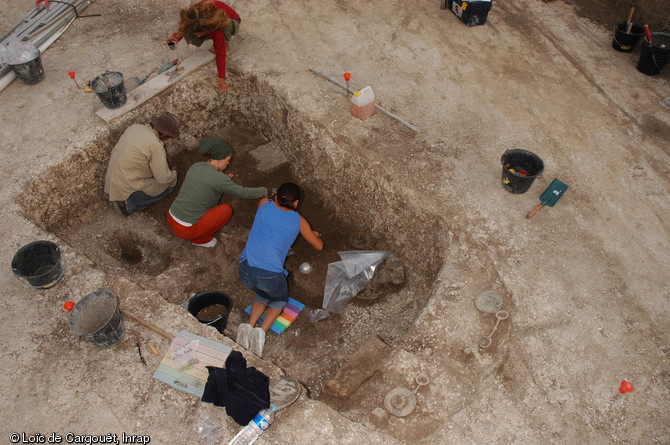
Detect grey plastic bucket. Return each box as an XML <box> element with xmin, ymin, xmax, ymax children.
<box><xmin>187</xmin><ymin>291</ymin><xmax>233</xmax><ymax>334</ymax></box>
<box><xmin>69</xmin><ymin>289</ymin><xmax>125</xmax><ymax>348</ymax></box>
<box><xmin>91</xmin><ymin>71</ymin><xmax>127</xmax><ymax>109</ymax></box>
<box><xmin>9</xmin><ymin>53</ymin><xmax>45</xmax><ymax>85</ymax></box>
<box><xmin>11</xmin><ymin>240</ymin><xmax>63</xmax><ymax>289</ymax></box>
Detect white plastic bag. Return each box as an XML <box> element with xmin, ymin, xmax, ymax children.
<box><xmin>0</xmin><ymin>34</ymin><xmax>39</xmax><ymax>65</ymax></box>
<box><xmin>320</xmin><ymin>250</ymin><xmax>390</xmax><ymax>315</ymax></box>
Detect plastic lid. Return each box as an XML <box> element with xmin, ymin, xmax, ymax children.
<box><xmin>353</xmin><ymin>91</ymin><xmax>361</xmax><ymax>96</ymax></box>
<box><xmin>63</xmin><ymin>301</ymin><xmax>74</xmax><ymax>312</ymax></box>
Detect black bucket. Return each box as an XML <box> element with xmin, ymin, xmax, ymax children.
<box><xmin>68</xmin><ymin>289</ymin><xmax>125</xmax><ymax>348</ymax></box>
<box><xmin>501</xmin><ymin>149</ymin><xmax>544</xmax><ymax>194</ymax></box>
<box><xmin>187</xmin><ymin>291</ymin><xmax>233</xmax><ymax>334</ymax></box>
<box><xmin>11</xmin><ymin>240</ymin><xmax>63</xmax><ymax>289</ymax></box>
<box><xmin>637</xmin><ymin>33</ymin><xmax>670</xmax><ymax>76</ymax></box>
<box><xmin>611</xmin><ymin>22</ymin><xmax>644</xmax><ymax>52</ymax></box>
<box><xmin>91</xmin><ymin>71</ymin><xmax>127</xmax><ymax>109</ymax></box>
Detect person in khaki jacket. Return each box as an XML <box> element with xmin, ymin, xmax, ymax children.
<box><xmin>104</xmin><ymin>112</ymin><xmax>180</xmax><ymax>216</ymax></box>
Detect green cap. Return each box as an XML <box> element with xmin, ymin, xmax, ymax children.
<box><xmin>199</xmin><ymin>137</ymin><xmax>233</xmax><ymax>160</ymax></box>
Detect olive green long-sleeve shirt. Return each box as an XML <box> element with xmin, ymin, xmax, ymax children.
<box><xmin>169</xmin><ymin>162</ymin><xmax>267</xmax><ymax>224</ymax></box>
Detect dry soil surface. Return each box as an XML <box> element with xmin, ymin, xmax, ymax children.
<box><xmin>1</xmin><ymin>1</ymin><xmax>669</xmax><ymax>444</ymax></box>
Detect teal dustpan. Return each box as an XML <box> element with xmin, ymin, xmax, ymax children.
<box><xmin>526</xmin><ymin>178</ymin><xmax>569</xmax><ymax>218</ymax></box>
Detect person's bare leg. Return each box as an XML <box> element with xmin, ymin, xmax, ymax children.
<box><xmin>248</xmin><ymin>302</ymin><xmax>267</xmax><ymax>327</ymax></box>
<box><xmin>260</xmin><ymin>307</ymin><xmax>283</xmax><ymax>333</ymax></box>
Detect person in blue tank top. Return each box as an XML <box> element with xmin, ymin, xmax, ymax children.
<box><xmin>236</xmin><ymin>183</ymin><xmax>323</xmax><ymax>357</ymax></box>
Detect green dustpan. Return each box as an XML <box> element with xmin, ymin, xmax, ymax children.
<box><xmin>526</xmin><ymin>178</ymin><xmax>568</xmax><ymax>218</ymax></box>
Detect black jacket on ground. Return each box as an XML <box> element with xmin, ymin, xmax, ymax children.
<box><xmin>201</xmin><ymin>350</ymin><xmax>270</xmax><ymax>425</ymax></box>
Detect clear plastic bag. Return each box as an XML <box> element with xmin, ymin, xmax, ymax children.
<box><xmin>190</xmin><ymin>414</ymin><xmax>227</xmax><ymax>445</ymax></box>
<box><xmin>172</xmin><ymin>340</ymin><xmax>199</xmax><ymax>371</ymax></box>
<box><xmin>308</xmin><ymin>308</ymin><xmax>331</xmax><ymax>323</ymax></box>
<box><xmin>0</xmin><ymin>34</ymin><xmax>39</xmax><ymax>65</ymax></box>
<box><xmin>320</xmin><ymin>250</ymin><xmax>390</xmax><ymax>315</ymax></box>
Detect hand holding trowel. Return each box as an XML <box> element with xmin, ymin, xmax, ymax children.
<box><xmin>526</xmin><ymin>178</ymin><xmax>569</xmax><ymax>218</ymax></box>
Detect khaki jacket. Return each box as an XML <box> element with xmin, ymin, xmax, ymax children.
<box><xmin>104</xmin><ymin>124</ymin><xmax>177</xmax><ymax>201</ymax></box>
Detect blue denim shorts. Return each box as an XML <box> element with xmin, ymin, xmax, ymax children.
<box><xmin>238</xmin><ymin>260</ymin><xmax>288</xmax><ymax>310</ymax></box>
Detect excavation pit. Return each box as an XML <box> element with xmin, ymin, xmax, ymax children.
<box><xmin>16</xmin><ymin>73</ymin><xmax>502</xmax><ymax>421</ymax></box>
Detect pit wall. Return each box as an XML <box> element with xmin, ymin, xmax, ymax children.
<box><xmin>18</xmin><ymin>70</ymin><xmax>444</xmax><ymax>288</ymax></box>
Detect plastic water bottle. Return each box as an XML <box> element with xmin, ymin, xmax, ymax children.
<box><xmin>228</xmin><ymin>405</ymin><xmax>278</xmax><ymax>445</ymax></box>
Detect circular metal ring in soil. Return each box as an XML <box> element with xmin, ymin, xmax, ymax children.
<box><xmin>384</xmin><ymin>387</ymin><xmax>416</xmax><ymax>417</ymax></box>
<box><xmin>495</xmin><ymin>310</ymin><xmax>510</xmax><ymax>321</ymax></box>
<box><xmin>475</xmin><ymin>290</ymin><xmax>503</xmax><ymax>314</ymax></box>
<box><xmin>415</xmin><ymin>373</ymin><xmax>430</xmax><ymax>387</ymax></box>
<box><xmin>478</xmin><ymin>337</ymin><xmax>492</xmax><ymax>349</ymax></box>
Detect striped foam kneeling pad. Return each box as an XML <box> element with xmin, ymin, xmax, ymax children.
<box><xmin>244</xmin><ymin>297</ymin><xmax>304</xmax><ymax>335</ymax></box>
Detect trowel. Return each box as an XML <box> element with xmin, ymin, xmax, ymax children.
<box><xmin>526</xmin><ymin>178</ymin><xmax>569</xmax><ymax>218</ymax></box>
<box><xmin>134</xmin><ymin>66</ymin><xmax>157</xmax><ymax>86</ymax></box>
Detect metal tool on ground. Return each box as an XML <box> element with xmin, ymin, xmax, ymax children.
<box><xmin>478</xmin><ymin>310</ymin><xmax>509</xmax><ymax>349</ymax></box>
<box><xmin>526</xmin><ymin>178</ymin><xmax>569</xmax><ymax>219</ymax></box>
<box><xmin>134</xmin><ymin>66</ymin><xmax>157</xmax><ymax>86</ymax></box>
<box><xmin>308</xmin><ymin>67</ymin><xmax>421</xmax><ymax>133</ymax></box>
<box><xmin>168</xmin><ymin>65</ymin><xmax>185</xmax><ymax>83</ymax></box>
<box><xmin>136</xmin><ymin>342</ymin><xmax>147</xmax><ymax>366</ymax></box>
<box><xmin>157</xmin><ymin>59</ymin><xmax>179</xmax><ymax>74</ymax></box>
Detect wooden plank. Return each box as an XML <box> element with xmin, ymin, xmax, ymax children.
<box><xmin>96</xmin><ymin>50</ymin><xmax>215</xmax><ymax>123</ymax></box>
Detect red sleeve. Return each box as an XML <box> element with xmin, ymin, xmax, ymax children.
<box><xmin>210</xmin><ymin>29</ymin><xmax>227</xmax><ymax>79</ymax></box>
<box><xmin>209</xmin><ymin>1</ymin><xmax>239</xmax><ymax>79</ymax></box>
<box><xmin>212</xmin><ymin>1</ymin><xmax>239</xmax><ymax>19</ymax></box>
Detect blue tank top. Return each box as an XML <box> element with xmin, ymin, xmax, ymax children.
<box><xmin>240</xmin><ymin>201</ymin><xmax>301</xmax><ymax>275</ymax></box>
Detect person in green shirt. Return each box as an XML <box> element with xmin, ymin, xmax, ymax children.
<box><xmin>167</xmin><ymin>137</ymin><xmax>268</xmax><ymax>247</ymax></box>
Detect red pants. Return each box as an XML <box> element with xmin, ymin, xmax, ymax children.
<box><xmin>167</xmin><ymin>204</ymin><xmax>233</xmax><ymax>245</ymax></box>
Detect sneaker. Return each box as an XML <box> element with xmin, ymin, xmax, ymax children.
<box><xmin>236</xmin><ymin>323</ymin><xmax>252</xmax><ymax>349</ymax></box>
<box><xmin>112</xmin><ymin>201</ymin><xmax>129</xmax><ymax>217</ymax></box>
<box><xmin>249</xmin><ymin>328</ymin><xmax>265</xmax><ymax>357</ymax></box>
<box><xmin>192</xmin><ymin>238</ymin><xmax>217</xmax><ymax>248</ymax></box>
<box><xmin>250</xmin><ymin>327</ymin><xmax>266</xmax><ymax>358</ymax></box>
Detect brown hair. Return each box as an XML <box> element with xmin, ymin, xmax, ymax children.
<box><xmin>178</xmin><ymin>1</ymin><xmax>230</xmax><ymax>36</ymax></box>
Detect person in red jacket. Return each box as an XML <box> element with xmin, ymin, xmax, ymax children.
<box><xmin>167</xmin><ymin>0</ymin><xmax>240</xmax><ymax>93</ymax></box>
